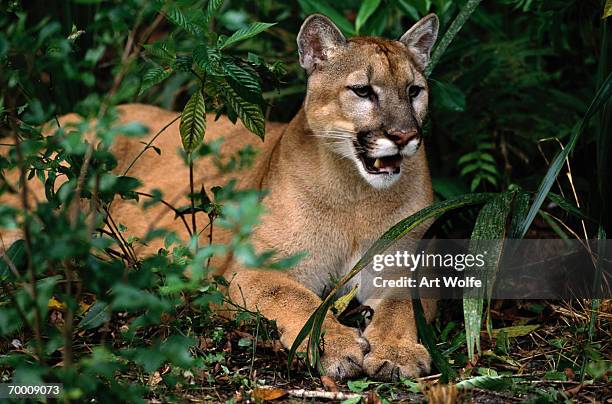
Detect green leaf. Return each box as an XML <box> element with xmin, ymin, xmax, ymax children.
<box><xmin>238</xmin><ymin>337</ymin><xmax>252</xmax><ymax>347</ymax></box>
<box><xmin>546</xmin><ymin>192</ymin><xmax>593</xmax><ymax>222</ymax></box>
<box><xmin>347</xmin><ymin>379</ymin><xmax>374</xmax><ymax>393</ymax></box>
<box><xmin>456</xmin><ymin>375</ymin><xmax>510</xmax><ymax>391</ymax></box>
<box><xmin>193</xmin><ymin>45</ymin><xmax>211</xmax><ymax>71</ymax></box>
<box><xmin>221</xmin><ymin>22</ymin><xmax>276</xmax><ymax>49</ymax></box>
<box><xmin>508</xmin><ymin>189</ymin><xmax>530</xmax><ymax>239</ymax></box>
<box><xmin>297</xmin><ymin>0</ymin><xmax>355</xmax><ymax>35</ymax></box>
<box><xmin>143</xmin><ymin>41</ymin><xmax>175</xmax><ymax>63</ymax></box>
<box><xmin>221</xmin><ymin>59</ymin><xmax>263</xmax><ymax>104</ymax></box>
<box><xmin>180</xmin><ymin>89</ymin><xmax>206</xmax><ymax>152</ymax></box>
<box><xmin>79</xmin><ymin>301</ymin><xmax>111</xmax><ymax>330</ymax></box>
<box><xmin>355</xmin><ymin>0</ymin><xmax>381</xmax><ymax>33</ymax></box>
<box><xmin>491</xmin><ymin>324</ymin><xmax>539</xmax><ymax>338</ymax></box>
<box><xmin>165</xmin><ymin>7</ymin><xmax>202</xmax><ymax>37</ymax></box>
<box><xmin>431</xmin><ymin>80</ymin><xmax>466</xmax><ymax>112</ymax></box>
<box><xmin>464</xmin><ymin>190</ymin><xmax>515</xmax><ymax>361</ymax></box>
<box><xmin>426</xmin><ymin>0</ymin><xmax>483</xmax><ymax>77</ymax></box>
<box><xmin>203</xmin><ymin>0</ymin><xmax>224</xmax><ymax>24</ymax></box>
<box><xmin>216</xmin><ymin>80</ymin><xmax>265</xmax><ymax>138</ymax></box>
<box><xmin>395</xmin><ymin>0</ymin><xmax>420</xmax><ymax>20</ymax></box>
<box><xmin>517</xmin><ymin>72</ymin><xmax>612</xmax><ymax>238</ymax></box>
<box><xmin>414</xmin><ymin>298</ymin><xmax>457</xmax><ymax>382</ymax></box>
<box><xmin>604</xmin><ymin>0</ymin><xmax>612</xmax><ymax>19</ymax></box>
<box><xmin>0</xmin><ymin>240</ymin><xmax>25</xmax><ymax>281</ymax></box>
<box><xmin>139</xmin><ymin>66</ymin><xmax>172</xmax><ymax>95</ymax></box>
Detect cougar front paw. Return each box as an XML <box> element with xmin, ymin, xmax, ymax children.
<box><xmin>363</xmin><ymin>339</ymin><xmax>431</xmax><ymax>381</ymax></box>
<box><xmin>320</xmin><ymin>326</ymin><xmax>370</xmax><ymax>381</ymax></box>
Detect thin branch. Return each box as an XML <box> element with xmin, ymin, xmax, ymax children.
<box><xmin>136</xmin><ymin>191</ymin><xmax>193</xmax><ymax>237</ymax></box>
<box><xmin>122</xmin><ymin>114</ymin><xmax>181</xmax><ymax>176</ymax></box>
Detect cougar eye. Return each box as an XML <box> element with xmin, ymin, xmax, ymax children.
<box><xmin>408</xmin><ymin>85</ymin><xmax>423</xmax><ymax>99</ymax></box>
<box><xmin>350</xmin><ymin>85</ymin><xmax>374</xmax><ymax>98</ymax></box>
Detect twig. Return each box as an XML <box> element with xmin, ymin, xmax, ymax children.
<box><xmin>285</xmin><ymin>389</ymin><xmax>362</xmax><ymax>400</ymax></box>
<box><xmin>189</xmin><ymin>158</ymin><xmax>197</xmax><ymax>247</ymax></box>
<box><xmin>122</xmin><ymin>114</ymin><xmax>181</xmax><ymax>176</ymax></box>
<box><xmin>136</xmin><ymin>191</ymin><xmax>193</xmax><ymax>237</ymax></box>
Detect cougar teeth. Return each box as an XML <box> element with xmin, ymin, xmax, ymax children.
<box><xmin>373</xmin><ymin>158</ymin><xmax>382</xmax><ymax>168</ymax></box>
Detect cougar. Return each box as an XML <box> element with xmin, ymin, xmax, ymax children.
<box><xmin>1</xmin><ymin>13</ymin><xmax>439</xmax><ymax>381</ymax></box>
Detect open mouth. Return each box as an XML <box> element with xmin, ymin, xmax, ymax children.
<box><xmin>358</xmin><ymin>153</ymin><xmax>403</xmax><ymax>175</ymax></box>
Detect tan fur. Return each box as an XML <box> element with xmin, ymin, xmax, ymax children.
<box><xmin>1</xmin><ymin>14</ymin><xmax>440</xmax><ymax>381</ymax></box>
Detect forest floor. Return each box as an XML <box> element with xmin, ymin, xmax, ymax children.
<box><xmin>139</xmin><ymin>299</ymin><xmax>610</xmax><ymax>403</ymax></box>
<box><xmin>2</xmin><ymin>298</ymin><xmax>608</xmax><ymax>403</ymax></box>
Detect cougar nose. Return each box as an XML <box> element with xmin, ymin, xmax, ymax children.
<box><xmin>385</xmin><ymin>129</ymin><xmax>419</xmax><ymax>147</ymax></box>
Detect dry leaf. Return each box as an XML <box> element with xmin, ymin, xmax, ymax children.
<box><xmin>564</xmin><ymin>383</ymin><xmax>584</xmax><ymax>397</ymax></box>
<box><xmin>320</xmin><ymin>375</ymin><xmax>339</xmax><ymax>392</ymax></box>
<box><xmin>199</xmin><ymin>337</ymin><xmax>214</xmax><ymax>349</ymax></box>
<box><xmin>148</xmin><ymin>371</ymin><xmax>162</xmax><ymax>387</ymax></box>
<box><xmin>48</xmin><ymin>296</ymin><xmax>65</xmax><ymax>311</ymax></box>
<box><xmin>365</xmin><ymin>390</ymin><xmax>382</xmax><ymax>404</ymax></box>
<box><xmin>252</xmin><ymin>387</ymin><xmax>287</xmax><ymax>401</ymax></box>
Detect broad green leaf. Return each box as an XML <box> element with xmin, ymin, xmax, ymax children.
<box><xmin>517</xmin><ymin>72</ymin><xmax>612</xmax><ymax>238</ymax></box>
<box><xmin>79</xmin><ymin>301</ymin><xmax>111</xmax><ymax>330</ymax></box>
<box><xmin>297</xmin><ymin>0</ymin><xmax>355</xmax><ymax>35</ymax></box>
<box><xmin>221</xmin><ymin>22</ymin><xmax>276</xmax><ymax>49</ymax></box>
<box><xmin>139</xmin><ymin>66</ymin><xmax>172</xmax><ymax>95</ymax></box>
<box><xmin>490</xmin><ymin>324</ymin><xmax>539</xmax><ymax>338</ymax></box>
<box><xmin>221</xmin><ymin>59</ymin><xmax>263</xmax><ymax>104</ymax></box>
<box><xmin>355</xmin><ymin>0</ymin><xmax>381</xmax><ymax>33</ymax></box>
<box><xmin>0</xmin><ymin>240</ymin><xmax>25</xmax><ymax>282</ymax></box>
<box><xmin>193</xmin><ymin>45</ymin><xmax>209</xmax><ymax>70</ymax></box>
<box><xmin>165</xmin><ymin>7</ymin><xmax>202</xmax><ymax>36</ymax></box>
<box><xmin>508</xmin><ymin>189</ymin><xmax>530</xmax><ymax>239</ymax></box>
<box><xmin>431</xmin><ymin>80</ymin><xmax>467</xmax><ymax>112</ymax></box>
<box><xmin>194</xmin><ymin>46</ymin><xmax>221</xmax><ymax>74</ymax></box>
<box><xmin>360</xmin><ymin>5</ymin><xmax>389</xmax><ymax>37</ymax></box>
<box><xmin>143</xmin><ymin>42</ymin><xmax>175</xmax><ymax>63</ymax></box>
<box><xmin>203</xmin><ymin>0</ymin><xmax>224</xmax><ymax>24</ymax></box>
<box><xmin>395</xmin><ymin>0</ymin><xmax>420</xmax><ymax>20</ymax></box>
<box><xmin>216</xmin><ymin>80</ymin><xmax>265</xmax><ymax>138</ymax></box>
<box><xmin>347</xmin><ymin>379</ymin><xmax>374</xmax><ymax>393</ymax></box>
<box><xmin>180</xmin><ymin>89</ymin><xmax>206</xmax><ymax>152</ymax></box>
<box><xmin>464</xmin><ymin>190</ymin><xmax>514</xmax><ymax>362</ymax></box>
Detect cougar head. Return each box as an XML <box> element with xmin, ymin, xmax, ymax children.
<box><xmin>297</xmin><ymin>13</ymin><xmax>438</xmax><ymax>189</ymax></box>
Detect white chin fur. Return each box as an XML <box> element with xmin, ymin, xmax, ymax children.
<box><xmin>354</xmin><ymin>159</ymin><xmax>401</xmax><ymax>189</ymax></box>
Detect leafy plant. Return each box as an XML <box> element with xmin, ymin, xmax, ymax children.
<box><xmin>0</xmin><ymin>1</ymin><xmax>281</xmax><ymax>400</ymax></box>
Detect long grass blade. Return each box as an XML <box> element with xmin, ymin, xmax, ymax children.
<box><xmin>413</xmin><ymin>298</ymin><xmax>456</xmax><ymax>382</ymax></box>
<box><xmin>425</xmin><ymin>0</ymin><xmax>483</xmax><ymax>77</ymax></box>
<box><xmin>517</xmin><ymin>72</ymin><xmax>612</xmax><ymax>239</ymax></box>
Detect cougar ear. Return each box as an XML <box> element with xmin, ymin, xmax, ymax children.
<box><xmin>297</xmin><ymin>14</ymin><xmax>346</xmax><ymax>74</ymax></box>
<box><xmin>400</xmin><ymin>14</ymin><xmax>439</xmax><ymax>70</ymax></box>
